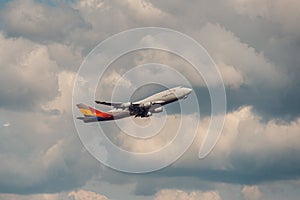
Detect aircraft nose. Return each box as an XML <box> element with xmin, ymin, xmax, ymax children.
<box><xmin>185</xmin><ymin>88</ymin><xmax>192</xmax><ymax>94</ymax></box>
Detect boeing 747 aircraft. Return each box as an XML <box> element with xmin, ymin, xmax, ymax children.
<box><xmin>77</xmin><ymin>86</ymin><xmax>192</xmax><ymax>123</ymax></box>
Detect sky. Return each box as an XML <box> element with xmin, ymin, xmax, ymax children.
<box><xmin>0</xmin><ymin>0</ymin><xmax>300</xmax><ymax>199</ymax></box>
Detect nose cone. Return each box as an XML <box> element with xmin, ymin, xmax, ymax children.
<box><xmin>184</xmin><ymin>87</ymin><xmax>192</xmax><ymax>95</ymax></box>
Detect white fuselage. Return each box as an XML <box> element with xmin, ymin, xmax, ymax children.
<box><xmin>108</xmin><ymin>86</ymin><xmax>192</xmax><ymax>119</ymax></box>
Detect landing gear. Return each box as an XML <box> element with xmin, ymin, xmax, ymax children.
<box><xmin>129</xmin><ymin>105</ymin><xmax>149</xmax><ymax>118</ymax></box>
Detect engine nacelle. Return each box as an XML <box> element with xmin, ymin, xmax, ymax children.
<box><xmin>152</xmin><ymin>107</ymin><xmax>163</xmax><ymax>113</ymax></box>
<box><xmin>120</xmin><ymin>102</ymin><xmax>131</xmax><ymax>109</ymax></box>
<box><xmin>141</xmin><ymin>102</ymin><xmax>152</xmax><ymax>108</ymax></box>
<box><xmin>146</xmin><ymin>112</ymin><xmax>152</xmax><ymax>117</ymax></box>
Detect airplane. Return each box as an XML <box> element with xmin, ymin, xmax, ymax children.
<box><xmin>77</xmin><ymin>86</ymin><xmax>192</xmax><ymax>123</ymax></box>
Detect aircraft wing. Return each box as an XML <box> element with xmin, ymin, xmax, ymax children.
<box><xmin>95</xmin><ymin>100</ymin><xmax>124</xmax><ymax>107</ymax></box>
<box><xmin>151</xmin><ymin>100</ymin><xmax>165</xmax><ymax>105</ymax></box>
<box><xmin>95</xmin><ymin>100</ymin><xmax>165</xmax><ymax>107</ymax></box>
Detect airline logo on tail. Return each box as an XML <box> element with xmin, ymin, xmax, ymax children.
<box><xmin>77</xmin><ymin>103</ymin><xmax>114</xmax><ymax>122</ymax></box>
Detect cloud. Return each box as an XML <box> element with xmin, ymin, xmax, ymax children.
<box><xmin>0</xmin><ymin>193</ymin><xmax>63</xmax><ymax>200</ymax></box>
<box><xmin>78</xmin><ymin>0</ymin><xmax>106</xmax><ymax>9</ymax></box>
<box><xmin>94</xmin><ymin>105</ymin><xmax>300</xmax><ymax>193</ymax></box>
<box><xmin>42</xmin><ymin>71</ymin><xmax>76</xmax><ymax>114</ymax></box>
<box><xmin>0</xmin><ymin>69</ymin><xmax>99</xmax><ymax>194</ymax></box>
<box><xmin>190</xmin><ymin>22</ymin><xmax>299</xmax><ymax>119</ymax></box>
<box><xmin>69</xmin><ymin>0</ymin><xmax>172</xmax><ymax>51</ymax></box>
<box><xmin>116</xmin><ymin>106</ymin><xmax>300</xmax><ymax>186</ymax></box>
<box><xmin>0</xmin><ymin>189</ymin><xmax>109</xmax><ymax>200</ymax></box>
<box><xmin>101</xmin><ymin>70</ymin><xmax>132</xmax><ymax>89</ymax></box>
<box><xmin>161</xmin><ymin>106</ymin><xmax>300</xmax><ymax>184</ymax></box>
<box><xmin>196</xmin><ymin>23</ymin><xmax>287</xmax><ymax>88</ymax></box>
<box><xmin>226</xmin><ymin>0</ymin><xmax>300</xmax><ymax>35</ymax></box>
<box><xmin>154</xmin><ymin>189</ymin><xmax>222</xmax><ymax>200</ymax></box>
<box><xmin>2</xmin><ymin>122</ymin><xmax>10</xmax><ymax>127</ymax></box>
<box><xmin>0</xmin><ymin>113</ymin><xmax>99</xmax><ymax>194</ymax></box>
<box><xmin>47</xmin><ymin>43</ymin><xmax>83</xmax><ymax>72</ymax></box>
<box><xmin>0</xmin><ymin>0</ymin><xmax>299</xmax><ymax>199</ymax></box>
<box><xmin>218</xmin><ymin>62</ymin><xmax>244</xmax><ymax>89</ymax></box>
<box><xmin>121</xmin><ymin>0</ymin><xmax>169</xmax><ymax>21</ymax></box>
<box><xmin>68</xmin><ymin>189</ymin><xmax>109</xmax><ymax>200</ymax></box>
<box><xmin>0</xmin><ymin>0</ymin><xmax>88</xmax><ymax>41</ymax></box>
<box><xmin>0</xmin><ymin>33</ymin><xmax>59</xmax><ymax>111</ymax></box>
<box><xmin>109</xmin><ymin>106</ymin><xmax>300</xmax><ymax>197</ymax></box>
<box><xmin>242</xmin><ymin>185</ymin><xmax>262</xmax><ymax>200</ymax></box>
<box><xmin>77</xmin><ymin>0</ymin><xmax>168</xmax><ymax>25</ymax></box>
<box><xmin>115</xmin><ymin>114</ymin><xmax>197</xmax><ymax>153</ymax></box>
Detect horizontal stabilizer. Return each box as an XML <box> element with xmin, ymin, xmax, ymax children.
<box><xmin>77</xmin><ymin>116</ymin><xmax>98</xmax><ymax>123</ymax></box>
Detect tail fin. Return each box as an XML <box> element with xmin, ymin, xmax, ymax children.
<box><xmin>76</xmin><ymin>103</ymin><xmax>114</xmax><ymax>122</ymax></box>
<box><xmin>77</xmin><ymin>103</ymin><xmax>94</xmax><ymax>117</ymax></box>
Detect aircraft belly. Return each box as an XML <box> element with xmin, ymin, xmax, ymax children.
<box><xmin>111</xmin><ymin>110</ymin><xmax>131</xmax><ymax>119</ymax></box>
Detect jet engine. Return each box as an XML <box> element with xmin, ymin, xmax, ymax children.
<box><xmin>120</xmin><ymin>102</ymin><xmax>132</xmax><ymax>109</ymax></box>
<box><xmin>152</xmin><ymin>107</ymin><xmax>163</xmax><ymax>113</ymax></box>
<box><xmin>141</xmin><ymin>102</ymin><xmax>152</xmax><ymax>108</ymax></box>
<box><xmin>146</xmin><ymin>112</ymin><xmax>152</xmax><ymax>117</ymax></box>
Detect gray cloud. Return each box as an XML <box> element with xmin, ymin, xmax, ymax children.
<box><xmin>0</xmin><ymin>0</ymin><xmax>300</xmax><ymax>199</ymax></box>
<box><xmin>0</xmin><ymin>0</ymin><xmax>89</xmax><ymax>42</ymax></box>
<box><xmin>0</xmin><ymin>189</ymin><xmax>109</xmax><ymax>200</ymax></box>
<box><xmin>0</xmin><ymin>33</ymin><xmax>59</xmax><ymax>111</ymax></box>
<box><xmin>75</xmin><ymin>107</ymin><xmax>300</xmax><ymax>197</ymax></box>
<box><xmin>0</xmin><ymin>107</ymin><xmax>100</xmax><ymax>194</ymax></box>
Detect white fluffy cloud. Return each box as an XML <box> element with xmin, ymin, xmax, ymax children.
<box><xmin>101</xmin><ymin>70</ymin><xmax>132</xmax><ymax>89</ymax></box>
<box><xmin>154</xmin><ymin>189</ymin><xmax>222</xmax><ymax>200</ymax></box>
<box><xmin>0</xmin><ymin>193</ymin><xmax>62</xmax><ymax>200</ymax></box>
<box><xmin>77</xmin><ymin>0</ymin><xmax>168</xmax><ymax>24</ymax></box>
<box><xmin>42</xmin><ymin>71</ymin><xmax>76</xmax><ymax>114</ymax></box>
<box><xmin>47</xmin><ymin>43</ymin><xmax>83</xmax><ymax>71</ymax></box>
<box><xmin>0</xmin><ymin>33</ymin><xmax>59</xmax><ymax>110</ymax></box>
<box><xmin>72</xmin><ymin>0</ymin><xmax>169</xmax><ymax>49</ymax></box>
<box><xmin>242</xmin><ymin>185</ymin><xmax>262</xmax><ymax>200</ymax></box>
<box><xmin>100</xmin><ymin>104</ymin><xmax>300</xmax><ymax>186</ymax></box>
<box><xmin>113</xmin><ymin>104</ymin><xmax>300</xmax><ymax>180</ymax></box>
<box><xmin>0</xmin><ymin>189</ymin><xmax>109</xmax><ymax>200</ymax></box>
<box><xmin>177</xmin><ymin>105</ymin><xmax>300</xmax><ymax>173</ymax></box>
<box><xmin>218</xmin><ymin>62</ymin><xmax>244</xmax><ymax>89</ymax></box>
<box><xmin>121</xmin><ymin>0</ymin><xmax>169</xmax><ymax>21</ymax></box>
<box><xmin>0</xmin><ymin>0</ymin><xmax>86</xmax><ymax>40</ymax></box>
<box><xmin>115</xmin><ymin>114</ymin><xmax>197</xmax><ymax>154</ymax></box>
<box><xmin>0</xmin><ymin>68</ymin><xmax>97</xmax><ymax>193</ymax></box>
<box><xmin>196</xmin><ymin>23</ymin><xmax>287</xmax><ymax>89</ymax></box>
<box><xmin>226</xmin><ymin>0</ymin><xmax>300</xmax><ymax>35</ymax></box>
<box><xmin>68</xmin><ymin>189</ymin><xmax>109</xmax><ymax>200</ymax></box>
